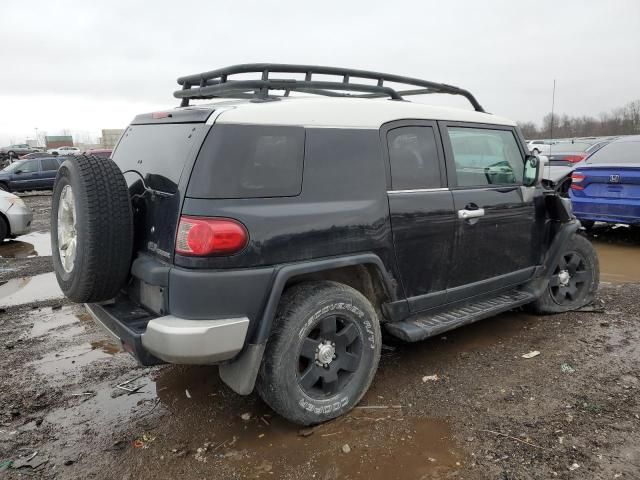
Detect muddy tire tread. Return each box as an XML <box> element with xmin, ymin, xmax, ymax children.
<box><xmin>256</xmin><ymin>281</ymin><xmax>381</xmax><ymax>425</ymax></box>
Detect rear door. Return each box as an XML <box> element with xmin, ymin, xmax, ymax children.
<box><xmin>40</xmin><ymin>158</ymin><xmax>60</xmax><ymax>188</ymax></box>
<box><xmin>385</xmin><ymin>121</ymin><xmax>456</xmax><ymax>312</ymax></box>
<box><xmin>440</xmin><ymin>122</ymin><xmax>540</xmax><ymax>303</ymax></box>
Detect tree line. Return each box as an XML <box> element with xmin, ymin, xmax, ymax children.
<box><xmin>518</xmin><ymin>99</ymin><xmax>640</xmax><ymax>140</ymax></box>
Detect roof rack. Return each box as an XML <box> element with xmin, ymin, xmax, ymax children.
<box><xmin>174</xmin><ymin>63</ymin><xmax>485</xmax><ymax>112</ymax></box>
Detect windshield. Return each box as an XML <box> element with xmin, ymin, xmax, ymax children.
<box><xmin>586</xmin><ymin>141</ymin><xmax>640</xmax><ymax>164</ymax></box>
<box><xmin>2</xmin><ymin>161</ymin><xmax>25</xmax><ymax>173</ymax></box>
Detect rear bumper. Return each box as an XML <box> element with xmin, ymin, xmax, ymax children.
<box><xmin>571</xmin><ymin>196</ymin><xmax>640</xmax><ymax>224</ymax></box>
<box><xmin>85</xmin><ymin>301</ymin><xmax>249</xmax><ymax>365</ymax></box>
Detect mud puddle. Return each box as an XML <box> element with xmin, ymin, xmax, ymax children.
<box><xmin>587</xmin><ymin>224</ymin><xmax>640</xmax><ymax>283</ymax></box>
<box><xmin>0</xmin><ymin>231</ymin><xmax>52</xmax><ymax>258</ymax></box>
<box><xmin>0</xmin><ymin>271</ymin><xmax>62</xmax><ymax>307</ymax></box>
<box><xmin>593</xmin><ymin>241</ymin><xmax>640</xmax><ymax>283</ymax></box>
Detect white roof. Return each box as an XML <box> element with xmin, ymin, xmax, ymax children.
<box><xmin>194</xmin><ymin>97</ymin><xmax>516</xmax><ymax>129</ymax></box>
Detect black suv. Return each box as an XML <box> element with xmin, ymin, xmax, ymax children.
<box><xmin>51</xmin><ymin>64</ymin><xmax>599</xmax><ymax>425</ymax></box>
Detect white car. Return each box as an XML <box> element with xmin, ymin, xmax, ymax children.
<box><xmin>0</xmin><ymin>190</ymin><xmax>32</xmax><ymax>242</ymax></box>
<box><xmin>47</xmin><ymin>146</ymin><xmax>81</xmax><ymax>156</ymax></box>
<box><xmin>527</xmin><ymin>140</ymin><xmax>554</xmax><ymax>156</ymax></box>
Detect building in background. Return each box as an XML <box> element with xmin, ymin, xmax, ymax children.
<box><xmin>45</xmin><ymin>135</ymin><xmax>74</xmax><ymax>149</ymax></box>
<box><xmin>100</xmin><ymin>129</ymin><xmax>124</xmax><ymax>149</ymax></box>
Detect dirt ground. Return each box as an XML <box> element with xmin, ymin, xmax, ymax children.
<box><xmin>0</xmin><ymin>193</ymin><xmax>639</xmax><ymax>480</ymax></box>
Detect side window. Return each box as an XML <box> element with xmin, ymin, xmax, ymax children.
<box><xmin>18</xmin><ymin>160</ymin><xmax>39</xmax><ymax>173</ymax></box>
<box><xmin>187</xmin><ymin>124</ymin><xmax>305</xmax><ymax>199</ymax></box>
<box><xmin>388</xmin><ymin>126</ymin><xmax>441</xmax><ymax>190</ymax></box>
<box><xmin>448</xmin><ymin>127</ymin><xmax>524</xmax><ymax>187</ymax></box>
<box><xmin>41</xmin><ymin>158</ymin><xmax>59</xmax><ymax>171</ymax></box>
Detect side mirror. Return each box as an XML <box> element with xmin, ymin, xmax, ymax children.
<box><xmin>523</xmin><ymin>155</ymin><xmax>539</xmax><ymax>187</ymax></box>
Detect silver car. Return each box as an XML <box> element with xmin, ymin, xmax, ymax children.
<box><xmin>0</xmin><ymin>190</ymin><xmax>32</xmax><ymax>242</ymax></box>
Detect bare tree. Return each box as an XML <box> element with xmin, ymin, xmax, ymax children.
<box><xmin>522</xmin><ymin>99</ymin><xmax>640</xmax><ymax>139</ymax></box>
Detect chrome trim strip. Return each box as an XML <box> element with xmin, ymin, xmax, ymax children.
<box><xmin>387</xmin><ymin>188</ymin><xmax>449</xmax><ymax>194</ymax></box>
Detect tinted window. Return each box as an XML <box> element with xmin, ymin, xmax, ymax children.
<box><xmin>188</xmin><ymin>124</ymin><xmax>305</xmax><ymax>199</ymax></box>
<box><xmin>113</xmin><ymin>123</ymin><xmax>207</xmax><ymax>193</ymax></box>
<box><xmin>586</xmin><ymin>141</ymin><xmax>640</xmax><ymax>164</ymax></box>
<box><xmin>17</xmin><ymin>160</ymin><xmax>39</xmax><ymax>173</ymax></box>
<box><xmin>448</xmin><ymin>127</ymin><xmax>524</xmax><ymax>187</ymax></box>
<box><xmin>41</xmin><ymin>158</ymin><xmax>59</xmax><ymax>171</ymax></box>
<box><xmin>388</xmin><ymin>126</ymin><xmax>441</xmax><ymax>190</ymax></box>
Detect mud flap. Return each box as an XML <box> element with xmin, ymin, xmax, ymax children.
<box><xmin>218</xmin><ymin>343</ymin><xmax>266</xmax><ymax>395</ymax></box>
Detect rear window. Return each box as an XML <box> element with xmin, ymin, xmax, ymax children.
<box><xmin>586</xmin><ymin>141</ymin><xmax>640</xmax><ymax>164</ymax></box>
<box><xmin>187</xmin><ymin>124</ymin><xmax>305</xmax><ymax>199</ymax></box>
<box><xmin>113</xmin><ymin>124</ymin><xmax>206</xmax><ymax>193</ymax></box>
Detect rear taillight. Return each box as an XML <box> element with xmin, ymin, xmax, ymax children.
<box><xmin>570</xmin><ymin>172</ymin><xmax>585</xmax><ymax>190</ymax></box>
<box><xmin>565</xmin><ymin>154</ymin><xmax>586</xmax><ymax>163</ymax></box>
<box><xmin>175</xmin><ymin>216</ymin><xmax>248</xmax><ymax>256</ymax></box>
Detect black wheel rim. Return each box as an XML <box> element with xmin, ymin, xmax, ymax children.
<box><xmin>296</xmin><ymin>314</ymin><xmax>363</xmax><ymax>398</ymax></box>
<box><xmin>549</xmin><ymin>251</ymin><xmax>590</xmax><ymax>305</ymax></box>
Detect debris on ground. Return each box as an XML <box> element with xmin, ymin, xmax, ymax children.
<box><xmin>422</xmin><ymin>374</ymin><xmax>439</xmax><ymax>382</ymax></box>
<box><xmin>298</xmin><ymin>427</ymin><xmax>315</xmax><ymax>438</ymax></box>
<box><xmin>521</xmin><ymin>350</ymin><xmax>541</xmax><ymax>359</ymax></box>
<box><xmin>569</xmin><ymin>462</ymin><xmax>580</xmax><ymax>471</ymax></box>
<box><xmin>133</xmin><ymin>434</ymin><xmax>156</xmax><ymax>449</ymax></box>
<box><xmin>0</xmin><ymin>459</ymin><xmax>13</xmax><ymax>471</ymax></box>
<box><xmin>185</xmin><ymin>389</ymin><xmax>192</xmax><ymax>399</ymax></box>
<box><xmin>341</xmin><ymin>444</ymin><xmax>351</xmax><ymax>454</ymax></box>
<box><xmin>11</xmin><ymin>451</ymin><xmax>47</xmax><ymax>469</ymax></box>
<box><xmin>560</xmin><ymin>363</ymin><xmax>576</xmax><ymax>374</ymax></box>
<box><xmin>240</xmin><ymin>412</ymin><xmax>251</xmax><ymax>421</ymax></box>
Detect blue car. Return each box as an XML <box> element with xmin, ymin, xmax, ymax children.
<box><xmin>570</xmin><ymin>135</ymin><xmax>640</xmax><ymax>228</ymax></box>
<box><xmin>0</xmin><ymin>156</ymin><xmax>66</xmax><ymax>192</ymax></box>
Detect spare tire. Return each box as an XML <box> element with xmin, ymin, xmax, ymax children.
<box><xmin>51</xmin><ymin>155</ymin><xmax>133</xmax><ymax>303</ymax></box>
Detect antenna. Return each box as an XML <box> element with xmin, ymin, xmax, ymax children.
<box><xmin>547</xmin><ymin>79</ymin><xmax>556</xmax><ymax>182</ymax></box>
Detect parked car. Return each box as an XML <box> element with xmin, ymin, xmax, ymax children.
<box><xmin>81</xmin><ymin>148</ymin><xmax>112</xmax><ymax>158</ymax></box>
<box><xmin>541</xmin><ymin>140</ymin><xmax>616</xmax><ymax>197</ymax></box>
<box><xmin>547</xmin><ymin>141</ymin><xmax>594</xmax><ymax>167</ymax></box>
<box><xmin>0</xmin><ymin>190</ymin><xmax>32</xmax><ymax>242</ymax></box>
<box><xmin>0</xmin><ymin>144</ymin><xmax>41</xmax><ymax>160</ymax></box>
<box><xmin>570</xmin><ymin>135</ymin><xmax>640</xmax><ymax>228</ymax></box>
<box><xmin>50</xmin><ymin>64</ymin><xmax>598</xmax><ymax>425</ymax></box>
<box><xmin>48</xmin><ymin>146</ymin><xmax>80</xmax><ymax>156</ymax></box>
<box><xmin>0</xmin><ymin>156</ymin><xmax>65</xmax><ymax>192</ymax></box>
<box><xmin>527</xmin><ymin>139</ymin><xmax>554</xmax><ymax>155</ymax></box>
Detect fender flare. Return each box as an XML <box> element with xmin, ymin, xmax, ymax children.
<box><xmin>219</xmin><ymin>253</ymin><xmax>396</xmax><ymax>395</ymax></box>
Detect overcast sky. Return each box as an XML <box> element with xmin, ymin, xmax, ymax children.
<box><xmin>1</xmin><ymin>0</ymin><xmax>638</xmax><ymax>145</ymax></box>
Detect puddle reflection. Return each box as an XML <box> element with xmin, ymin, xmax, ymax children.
<box><xmin>0</xmin><ymin>272</ymin><xmax>63</xmax><ymax>307</ymax></box>
<box><xmin>0</xmin><ymin>231</ymin><xmax>52</xmax><ymax>258</ymax></box>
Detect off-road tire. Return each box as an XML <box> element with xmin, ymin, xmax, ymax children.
<box><xmin>530</xmin><ymin>233</ymin><xmax>599</xmax><ymax>314</ymax></box>
<box><xmin>256</xmin><ymin>281</ymin><xmax>381</xmax><ymax>425</ymax></box>
<box><xmin>51</xmin><ymin>155</ymin><xmax>133</xmax><ymax>303</ymax></box>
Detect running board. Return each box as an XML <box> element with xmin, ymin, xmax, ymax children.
<box><xmin>384</xmin><ymin>290</ymin><xmax>536</xmax><ymax>342</ymax></box>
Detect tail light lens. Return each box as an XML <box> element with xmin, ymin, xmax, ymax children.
<box><xmin>565</xmin><ymin>154</ymin><xmax>586</xmax><ymax>163</ymax></box>
<box><xmin>176</xmin><ymin>216</ymin><xmax>248</xmax><ymax>256</ymax></box>
<box><xmin>570</xmin><ymin>172</ymin><xmax>586</xmax><ymax>190</ymax></box>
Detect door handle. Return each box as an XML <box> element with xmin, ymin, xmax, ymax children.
<box><xmin>458</xmin><ymin>208</ymin><xmax>485</xmax><ymax>219</ymax></box>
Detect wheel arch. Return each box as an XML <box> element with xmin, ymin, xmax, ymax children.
<box><xmin>252</xmin><ymin>253</ymin><xmax>397</xmax><ymax>345</ymax></box>
<box><xmin>0</xmin><ymin>212</ymin><xmax>10</xmax><ymax>240</ymax></box>
<box><xmin>220</xmin><ymin>253</ymin><xmax>397</xmax><ymax>396</ymax></box>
